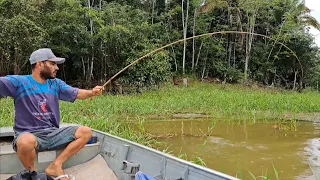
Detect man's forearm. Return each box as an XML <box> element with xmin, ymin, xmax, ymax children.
<box><xmin>77</xmin><ymin>89</ymin><xmax>93</xmax><ymax>100</ymax></box>
<box><xmin>76</xmin><ymin>86</ymin><xmax>104</xmax><ymax>100</ymax></box>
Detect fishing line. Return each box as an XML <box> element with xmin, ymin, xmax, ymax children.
<box><xmin>74</xmin><ymin>30</ymin><xmax>302</xmax><ymax>118</ymax></box>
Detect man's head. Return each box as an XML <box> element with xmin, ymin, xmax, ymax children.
<box><xmin>29</xmin><ymin>48</ymin><xmax>65</xmax><ymax>79</ymax></box>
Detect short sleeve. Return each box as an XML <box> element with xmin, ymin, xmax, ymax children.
<box><xmin>55</xmin><ymin>79</ymin><xmax>79</xmax><ymax>102</ymax></box>
<box><xmin>0</xmin><ymin>76</ymin><xmax>19</xmax><ymax>98</ymax></box>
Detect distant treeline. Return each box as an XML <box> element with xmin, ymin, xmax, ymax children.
<box><xmin>0</xmin><ymin>0</ymin><xmax>319</xmax><ymax>91</ymax></box>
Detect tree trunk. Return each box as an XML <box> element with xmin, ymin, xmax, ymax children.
<box><xmin>293</xmin><ymin>69</ymin><xmax>298</xmax><ymax>90</ymax></box>
<box><xmin>81</xmin><ymin>57</ymin><xmax>86</xmax><ymax>78</ymax></box>
<box><xmin>201</xmin><ymin>49</ymin><xmax>209</xmax><ymax>80</ymax></box>
<box><xmin>228</xmin><ymin>39</ymin><xmax>232</xmax><ymax>67</ymax></box>
<box><xmin>201</xmin><ymin>58</ymin><xmax>207</xmax><ymax>80</ymax></box>
<box><xmin>192</xmin><ymin>8</ymin><xmax>197</xmax><ymax>71</ymax></box>
<box><xmin>233</xmin><ymin>38</ymin><xmax>236</xmax><ymax>68</ymax></box>
<box><xmin>164</xmin><ymin>20</ymin><xmax>177</xmax><ymax>71</ymax></box>
<box><xmin>227</xmin><ymin>7</ymin><xmax>231</xmax><ymax>67</ymax></box>
<box><xmin>195</xmin><ymin>41</ymin><xmax>203</xmax><ymax>69</ymax></box>
<box><xmin>244</xmin><ymin>12</ymin><xmax>256</xmax><ymax>82</ymax></box>
<box><xmin>89</xmin><ymin>56</ymin><xmax>94</xmax><ymax>81</ymax></box>
<box><xmin>86</xmin><ymin>57</ymin><xmax>90</xmax><ymax>83</ymax></box>
<box><xmin>182</xmin><ymin>0</ymin><xmax>189</xmax><ymax>75</ymax></box>
<box><xmin>14</xmin><ymin>60</ymin><xmax>20</xmax><ymax>75</ymax></box>
<box><xmin>151</xmin><ymin>0</ymin><xmax>155</xmax><ymax>24</ymax></box>
<box><xmin>88</xmin><ymin>0</ymin><xmax>94</xmax><ymax>85</ymax></box>
<box><xmin>13</xmin><ymin>49</ymin><xmax>21</xmax><ymax>74</ymax></box>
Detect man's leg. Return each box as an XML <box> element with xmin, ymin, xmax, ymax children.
<box><xmin>45</xmin><ymin>126</ymin><xmax>92</xmax><ymax>177</ymax></box>
<box><xmin>16</xmin><ymin>133</ymin><xmax>38</xmax><ymax>171</ymax></box>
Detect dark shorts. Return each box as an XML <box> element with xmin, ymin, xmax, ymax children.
<box><xmin>12</xmin><ymin>126</ymin><xmax>80</xmax><ymax>152</ymax></box>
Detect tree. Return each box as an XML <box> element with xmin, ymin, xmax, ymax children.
<box><xmin>181</xmin><ymin>0</ymin><xmax>190</xmax><ymax>75</ymax></box>
<box><xmin>0</xmin><ymin>15</ymin><xmax>46</xmax><ymax>74</ymax></box>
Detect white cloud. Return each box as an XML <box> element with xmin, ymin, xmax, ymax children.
<box><xmin>305</xmin><ymin>0</ymin><xmax>320</xmax><ymax>46</ymax></box>
<box><xmin>305</xmin><ymin>0</ymin><xmax>320</xmax><ymax>11</ymax></box>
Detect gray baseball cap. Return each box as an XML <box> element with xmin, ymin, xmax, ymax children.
<box><xmin>29</xmin><ymin>48</ymin><xmax>65</xmax><ymax>64</ymax></box>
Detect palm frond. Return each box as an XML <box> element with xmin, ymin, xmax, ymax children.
<box><xmin>300</xmin><ymin>14</ymin><xmax>320</xmax><ymax>30</ymax></box>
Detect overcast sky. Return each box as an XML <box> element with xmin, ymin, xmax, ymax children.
<box><xmin>305</xmin><ymin>0</ymin><xmax>320</xmax><ymax>46</ymax></box>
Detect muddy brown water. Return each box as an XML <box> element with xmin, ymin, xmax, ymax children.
<box><xmin>142</xmin><ymin>120</ymin><xmax>320</xmax><ymax>179</ymax></box>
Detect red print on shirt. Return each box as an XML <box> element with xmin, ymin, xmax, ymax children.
<box><xmin>41</xmin><ymin>103</ymin><xmax>48</xmax><ymax>112</ymax></box>
<box><xmin>38</xmin><ymin>99</ymin><xmax>48</xmax><ymax>113</ymax></box>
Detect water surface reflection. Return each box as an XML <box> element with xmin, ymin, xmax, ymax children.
<box><xmin>144</xmin><ymin>120</ymin><xmax>320</xmax><ymax>179</ymax></box>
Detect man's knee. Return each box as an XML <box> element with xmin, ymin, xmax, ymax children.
<box><xmin>16</xmin><ymin>133</ymin><xmax>37</xmax><ymax>151</ymax></box>
<box><xmin>75</xmin><ymin>126</ymin><xmax>92</xmax><ymax>140</ymax></box>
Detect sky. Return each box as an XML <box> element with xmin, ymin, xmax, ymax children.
<box><xmin>305</xmin><ymin>0</ymin><xmax>320</xmax><ymax>46</ymax></box>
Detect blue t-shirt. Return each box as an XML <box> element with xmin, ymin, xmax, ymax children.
<box><xmin>0</xmin><ymin>75</ymin><xmax>79</xmax><ymax>132</ymax></box>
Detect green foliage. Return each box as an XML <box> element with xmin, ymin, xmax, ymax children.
<box><xmin>0</xmin><ymin>0</ymin><xmax>319</xmax><ymax>90</ymax></box>
<box><xmin>3</xmin><ymin>83</ymin><xmax>320</xmax><ymax>128</ymax></box>
<box><xmin>122</xmin><ymin>50</ymin><xmax>171</xmax><ymax>92</ymax></box>
<box><xmin>1</xmin><ymin>82</ymin><xmax>320</xmax><ymax>177</ymax></box>
<box><xmin>0</xmin><ymin>14</ymin><xmax>46</xmax><ymax>74</ymax></box>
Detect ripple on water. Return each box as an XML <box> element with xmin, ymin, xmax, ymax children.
<box><xmin>208</xmin><ymin>136</ymin><xmax>268</xmax><ymax>151</ymax></box>
<box><xmin>296</xmin><ymin>134</ymin><xmax>320</xmax><ymax>179</ymax></box>
<box><xmin>145</xmin><ymin>120</ymin><xmax>320</xmax><ymax>179</ymax></box>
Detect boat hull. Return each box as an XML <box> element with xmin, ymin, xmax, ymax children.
<box><xmin>0</xmin><ymin>125</ymin><xmax>238</xmax><ymax>180</ymax></box>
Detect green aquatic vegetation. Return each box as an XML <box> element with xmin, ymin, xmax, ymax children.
<box><xmin>1</xmin><ymin>82</ymin><xmax>319</xmax><ymax>142</ymax></box>
<box><xmin>1</xmin><ymin>83</ymin><xmax>319</xmax><ymax>179</ymax></box>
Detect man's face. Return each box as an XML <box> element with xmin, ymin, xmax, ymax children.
<box><xmin>39</xmin><ymin>61</ymin><xmax>59</xmax><ymax>79</ymax></box>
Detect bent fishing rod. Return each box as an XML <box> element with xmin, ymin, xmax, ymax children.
<box><xmin>74</xmin><ymin>30</ymin><xmax>302</xmax><ymax>117</ymax></box>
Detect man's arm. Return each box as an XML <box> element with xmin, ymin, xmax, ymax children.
<box><xmin>0</xmin><ymin>76</ymin><xmax>18</xmax><ymax>98</ymax></box>
<box><xmin>76</xmin><ymin>86</ymin><xmax>104</xmax><ymax>100</ymax></box>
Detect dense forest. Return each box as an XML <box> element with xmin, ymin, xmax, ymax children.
<box><xmin>0</xmin><ymin>0</ymin><xmax>319</xmax><ymax>92</ymax></box>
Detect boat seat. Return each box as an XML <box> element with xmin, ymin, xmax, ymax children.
<box><xmin>0</xmin><ymin>126</ymin><xmax>101</xmax><ymax>174</ymax></box>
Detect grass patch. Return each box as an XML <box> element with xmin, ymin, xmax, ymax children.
<box><xmin>1</xmin><ymin>82</ymin><xmax>319</xmax><ymax>148</ymax></box>
<box><xmin>1</xmin><ymin>82</ymin><xmax>319</xmax><ymax>178</ymax></box>
<box><xmin>2</xmin><ymin>82</ymin><xmax>320</xmax><ymax>128</ymax></box>
<box><xmin>66</xmin><ymin>82</ymin><xmax>320</xmax><ymax>122</ymax></box>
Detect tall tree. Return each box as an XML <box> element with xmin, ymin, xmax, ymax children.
<box><xmin>182</xmin><ymin>0</ymin><xmax>190</xmax><ymax>75</ymax></box>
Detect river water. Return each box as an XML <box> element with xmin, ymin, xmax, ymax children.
<box><xmin>143</xmin><ymin>120</ymin><xmax>320</xmax><ymax>179</ymax></box>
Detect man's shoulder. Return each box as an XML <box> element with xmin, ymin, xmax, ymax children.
<box><xmin>49</xmin><ymin>78</ymin><xmax>65</xmax><ymax>85</ymax></box>
<box><xmin>1</xmin><ymin>75</ymin><xmax>30</xmax><ymax>84</ymax></box>
<box><xmin>6</xmin><ymin>75</ymin><xmax>29</xmax><ymax>79</ymax></box>
<box><xmin>52</xmin><ymin>78</ymin><xmax>63</xmax><ymax>82</ymax></box>
<box><xmin>49</xmin><ymin>78</ymin><xmax>74</xmax><ymax>89</ymax></box>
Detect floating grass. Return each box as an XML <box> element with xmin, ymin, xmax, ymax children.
<box><xmin>1</xmin><ymin>82</ymin><xmax>319</xmax><ymax>179</ymax></box>
<box><xmin>1</xmin><ymin>82</ymin><xmax>319</xmax><ymax>139</ymax></box>
<box><xmin>66</xmin><ymin>83</ymin><xmax>320</xmax><ymax>122</ymax></box>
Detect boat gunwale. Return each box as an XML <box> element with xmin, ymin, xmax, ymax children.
<box><xmin>93</xmin><ymin>128</ymin><xmax>239</xmax><ymax>180</ymax></box>
<box><xmin>0</xmin><ymin>125</ymin><xmax>238</xmax><ymax>180</ymax></box>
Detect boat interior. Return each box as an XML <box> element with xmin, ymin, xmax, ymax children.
<box><xmin>0</xmin><ymin>125</ymin><xmax>237</xmax><ymax>180</ymax></box>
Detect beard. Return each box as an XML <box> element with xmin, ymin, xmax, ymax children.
<box><xmin>40</xmin><ymin>65</ymin><xmax>56</xmax><ymax>79</ymax></box>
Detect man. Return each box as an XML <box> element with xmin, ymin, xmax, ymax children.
<box><xmin>0</xmin><ymin>48</ymin><xmax>103</xmax><ymax>180</ymax></box>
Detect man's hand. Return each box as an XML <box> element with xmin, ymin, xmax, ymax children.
<box><xmin>91</xmin><ymin>86</ymin><xmax>104</xmax><ymax>96</ymax></box>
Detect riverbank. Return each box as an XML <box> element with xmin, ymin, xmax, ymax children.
<box><xmin>1</xmin><ymin>82</ymin><xmax>320</xmax><ymax>178</ymax></box>
<box><xmin>71</xmin><ymin>82</ymin><xmax>320</xmax><ymax>123</ymax></box>
<box><xmin>1</xmin><ymin>82</ymin><xmax>319</xmax><ymax>143</ymax></box>
<box><xmin>2</xmin><ymin>82</ymin><xmax>320</xmax><ymax>126</ymax></box>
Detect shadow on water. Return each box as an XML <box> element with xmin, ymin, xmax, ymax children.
<box><xmin>142</xmin><ymin>119</ymin><xmax>320</xmax><ymax>179</ymax></box>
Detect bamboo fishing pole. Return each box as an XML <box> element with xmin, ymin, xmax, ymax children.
<box><xmin>74</xmin><ymin>30</ymin><xmax>302</xmax><ymax>118</ymax></box>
